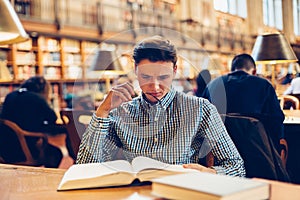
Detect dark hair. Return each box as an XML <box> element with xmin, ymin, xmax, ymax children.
<box><xmin>231</xmin><ymin>53</ymin><xmax>256</xmax><ymax>72</ymax></box>
<box><xmin>20</xmin><ymin>76</ymin><xmax>47</xmax><ymax>93</ymax></box>
<box><xmin>133</xmin><ymin>35</ymin><xmax>177</xmax><ymax>67</ymax></box>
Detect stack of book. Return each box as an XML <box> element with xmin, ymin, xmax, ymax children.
<box><xmin>57</xmin><ymin>156</ymin><xmax>270</xmax><ymax>200</ymax></box>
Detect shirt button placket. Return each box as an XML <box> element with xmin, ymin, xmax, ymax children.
<box><xmin>152</xmin><ymin>137</ymin><xmax>159</xmax><ymax>158</ymax></box>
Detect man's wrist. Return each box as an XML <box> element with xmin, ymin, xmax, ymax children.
<box><xmin>96</xmin><ymin>107</ymin><xmax>110</xmax><ymax>118</ymax></box>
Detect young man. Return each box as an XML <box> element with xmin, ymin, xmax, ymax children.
<box><xmin>77</xmin><ymin>36</ymin><xmax>245</xmax><ymax>177</ymax></box>
<box><xmin>202</xmin><ymin>53</ymin><xmax>284</xmax><ymax>153</ymax></box>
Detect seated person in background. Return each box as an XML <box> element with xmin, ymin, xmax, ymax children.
<box><xmin>280</xmin><ymin>73</ymin><xmax>294</xmax><ymax>85</ymax></box>
<box><xmin>77</xmin><ymin>35</ymin><xmax>246</xmax><ymax>177</ymax></box>
<box><xmin>202</xmin><ymin>53</ymin><xmax>284</xmax><ymax>154</ymax></box>
<box><xmin>194</xmin><ymin>69</ymin><xmax>211</xmax><ymax>97</ymax></box>
<box><xmin>0</xmin><ymin>76</ymin><xmax>67</xmax><ymax>167</ymax></box>
<box><xmin>283</xmin><ymin>74</ymin><xmax>300</xmax><ymax>96</ymax></box>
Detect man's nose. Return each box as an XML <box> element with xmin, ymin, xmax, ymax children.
<box><xmin>149</xmin><ymin>79</ymin><xmax>160</xmax><ymax>90</ymax></box>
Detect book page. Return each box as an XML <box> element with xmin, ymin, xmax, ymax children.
<box><xmin>101</xmin><ymin>160</ymin><xmax>134</xmax><ymax>173</ymax></box>
<box><xmin>57</xmin><ymin>160</ymin><xmax>136</xmax><ymax>190</ymax></box>
<box><xmin>131</xmin><ymin>157</ymin><xmax>199</xmax><ymax>182</ymax></box>
<box><xmin>131</xmin><ymin>156</ymin><xmax>169</xmax><ymax>172</ymax></box>
<box><xmin>60</xmin><ymin>160</ymin><xmax>132</xmax><ymax>183</ymax></box>
<box><xmin>132</xmin><ymin>156</ymin><xmax>198</xmax><ymax>173</ymax></box>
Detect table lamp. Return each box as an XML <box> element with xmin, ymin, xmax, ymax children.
<box><xmin>0</xmin><ymin>0</ymin><xmax>29</xmax><ymax>45</ymax></box>
<box><xmin>88</xmin><ymin>49</ymin><xmax>125</xmax><ymax>91</ymax></box>
<box><xmin>251</xmin><ymin>33</ymin><xmax>298</xmax><ymax>85</ymax></box>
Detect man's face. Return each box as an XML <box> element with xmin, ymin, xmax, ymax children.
<box><xmin>135</xmin><ymin>59</ymin><xmax>176</xmax><ymax>103</ymax></box>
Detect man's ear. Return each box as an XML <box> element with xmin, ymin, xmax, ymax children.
<box><xmin>252</xmin><ymin>68</ymin><xmax>257</xmax><ymax>75</ymax></box>
<box><xmin>134</xmin><ymin>64</ymin><xmax>138</xmax><ymax>75</ymax></box>
<box><xmin>173</xmin><ymin>65</ymin><xmax>177</xmax><ymax>74</ymax></box>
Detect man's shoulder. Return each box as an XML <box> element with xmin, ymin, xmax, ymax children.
<box><xmin>9</xmin><ymin>90</ymin><xmax>47</xmax><ymax>104</ymax></box>
<box><xmin>291</xmin><ymin>77</ymin><xmax>300</xmax><ymax>83</ymax></box>
<box><xmin>248</xmin><ymin>75</ymin><xmax>273</xmax><ymax>85</ymax></box>
<box><xmin>205</xmin><ymin>75</ymin><xmax>225</xmax><ymax>87</ymax></box>
<box><xmin>175</xmin><ymin>91</ymin><xmax>209</xmax><ymax>104</ymax></box>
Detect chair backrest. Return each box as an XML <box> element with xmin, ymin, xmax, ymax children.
<box><xmin>60</xmin><ymin>109</ymin><xmax>93</xmax><ymax>159</ymax></box>
<box><xmin>280</xmin><ymin>138</ymin><xmax>288</xmax><ymax>167</ymax></box>
<box><xmin>221</xmin><ymin>114</ymin><xmax>290</xmax><ymax>182</ymax></box>
<box><xmin>0</xmin><ymin>118</ymin><xmax>46</xmax><ymax>166</ymax></box>
<box><xmin>278</xmin><ymin>95</ymin><xmax>300</xmax><ymax>110</ymax></box>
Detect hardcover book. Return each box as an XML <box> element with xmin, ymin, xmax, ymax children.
<box><xmin>152</xmin><ymin>173</ymin><xmax>269</xmax><ymax>200</ymax></box>
<box><xmin>57</xmin><ymin>156</ymin><xmax>197</xmax><ymax>191</ymax></box>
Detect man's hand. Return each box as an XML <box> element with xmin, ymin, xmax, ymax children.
<box><xmin>96</xmin><ymin>82</ymin><xmax>135</xmax><ymax>118</ymax></box>
<box><xmin>183</xmin><ymin>163</ymin><xmax>217</xmax><ymax>174</ymax></box>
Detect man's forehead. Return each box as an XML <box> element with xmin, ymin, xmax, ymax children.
<box><xmin>137</xmin><ymin>64</ymin><xmax>173</xmax><ymax>75</ymax></box>
<box><xmin>137</xmin><ymin>63</ymin><xmax>173</xmax><ymax>68</ymax></box>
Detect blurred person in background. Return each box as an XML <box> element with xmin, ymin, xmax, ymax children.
<box><xmin>283</xmin><ymin>73</ymin><xmax>300</xmax><ymax>95</ymax></box>
<box><xmin>194</xmin><ymin>69</ymin><xmax>211</xmax><ymax>97</ymax></box>
<box><xmin>0</xmin><ymin>76</ymin><xmax>68</xmax><ymax>167</ymax></box>
<box><xmin>203</xmin><ymin>53</ymin><xmax>284</xmax><ymax>154</ymax></box>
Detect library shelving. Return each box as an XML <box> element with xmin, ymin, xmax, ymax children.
<box><xmin>0</xmin><ymin>36</ymin><xmax>102</xmax><ymax>106</ymax></box>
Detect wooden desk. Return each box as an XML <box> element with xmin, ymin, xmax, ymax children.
<box><xmin>0</xmin><ymin>164</ymin><xmax>159</xmax><ymax>200</ymax></box>
<box><xmin>283</xmin><ymin>110</ymin><xmax>300</xmax><ymax>124</ymax></box>
<box><xmin>1</xmin><ymin>164</ymin><xmax>299</xmax><ymax>200</ymax></box>
<box><xmin>283</xmin><ymin>110</ymin><xmax>300</xmax><ymax>118</ymax></box>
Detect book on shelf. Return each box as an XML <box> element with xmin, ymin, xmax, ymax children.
<box><xmin>57</xmin><ymin>156</ymin><xmax>198</xmax><ymax>191</ymax></box>
<box><xmin>152</xmin><ymin>173</ymin><xmax>269</xmax><ymax>200</ymax></box>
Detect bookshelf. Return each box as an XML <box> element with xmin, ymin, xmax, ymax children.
<box><xmin>39</xmin><ymin>37</ymin><xmax>62</xmax><ymax>80</ymax></box>
<box><xmin>14</xmin><ymin>38</ymin><xmax>38</xmax><ymax>80</ymax></box>
<box><xmin>0</xmin><ymin>46</ymin><xmax>12</xmax><ymax>82</ymax></box>
<box><xmin>0</xmin><ymin>36</ymin><xmax>101</xmax><ymax>106</ymax></box>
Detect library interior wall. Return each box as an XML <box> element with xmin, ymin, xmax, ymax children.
<box><xmin>0</xmin><ymin>0</ymin><xmax>298</xmax><ymax>107</ymax></box>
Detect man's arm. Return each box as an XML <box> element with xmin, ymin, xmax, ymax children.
<box><xmin>76</xmin><ymin>81</ymin><xmax>135</xmax><ymax>164</ymax></box>
<box><xmin>76</xmin><ymin>114</ymin><xmax>120</xmax><ymax>164</ymax></box>
<box><xmin>200</xmin><ymin>100</ymin><xmax>246</xmax><ymax>176</ymax></box>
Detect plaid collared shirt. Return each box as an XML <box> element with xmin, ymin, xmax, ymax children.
<box><xmin>77</xmin><ymin>90</ymin><xmax>245</xmax><ymax>176</ymax></box>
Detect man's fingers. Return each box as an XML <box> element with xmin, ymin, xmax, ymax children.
<box><xmin>124</xmin><ymin>82</ymin><xmax>136</xmax><ymax>97</ymax></box>
<box><xmin>183</xmin><ymin>163</ymin><xmax>216</xmax><ymax>174</ymax></box>
<box><xmin>96</xmin><ymin>81</ymin><xmax>135</xmax><ymax>117</ymax></box>
<box><xmin>183</xmin><ymin>164</ymin><xmax>203</xmax><ymax>171</ymax></box>
<box><xmin>112</xmin><ymin>87</ymin><xmax>132</xmax><ymax>101</ymax></box>
<box><xmin>111</xmin><ymin>89</ymin><xmax>131</xmax><ymax>102</ymax></box>
<box><xmin>112</xmin><ymin>82</ymin><xmax>135</xmax><ymax>100</ymax></box>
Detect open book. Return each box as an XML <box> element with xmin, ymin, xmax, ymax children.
<box><xmin>57</xmin><ymin>156</ymin><xmax>198</xmax><ymax>191</ymax></box>
<box><xmin>152</xmin><ymin>173</ymin><xmax>270</xmax><ymax>200</ymax></box>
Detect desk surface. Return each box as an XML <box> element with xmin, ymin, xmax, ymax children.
<box><xmin>283</xmin><ymin>110</ymin><xmax>300</xmax><ymax>124</ymax></box>
<box><xmin>284</xmin><ymin>110</ymin><xmax>300</xmax><ymax>118</ymax></box>
<box><xmin>0</xmin><ymin>164</ymin><xmax>159</xmax><ymax>200</ymax></box>
<box><xmin>1</xmin><ymin>164</ymin><xmax>300</xmax><ymax>200</ymax></box>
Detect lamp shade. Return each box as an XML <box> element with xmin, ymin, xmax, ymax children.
<box><xmin>251</xmin><ymin>33</ymin><xmax>298</xmax><ymax>64</ymax></box>
<box><xmin>89</xmin><ymin>50</ymin><xmax>124</xmax><ymax>73</ymax></box>
<box><xmin>0</xmin><ymin>0</ymin><xmax>29</xmax><ymax>45</ymax></box>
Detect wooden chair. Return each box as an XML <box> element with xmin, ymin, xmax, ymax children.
<box><xmin>0</xmin><ymin>119</ymin><xmax>74</xmax><ymax>168</ymax></box>
<box><xmin>60</xmin><ymin>109</ymin><xmax>93</xmax><ymax>159</ymax></box>
<box><xmin>280</xmin><ymin>138</ymin><xmax>288</xmax><ymax>168</ymax></box>
<box><xmin>0</xmin><ymin>118</ymin><xmax>47</xmax><ymax>166</ymax></box>
<box><xmin>278</xmin><ymin>95</ymin><xmax>300</xmax><ymax>110</ymax></box>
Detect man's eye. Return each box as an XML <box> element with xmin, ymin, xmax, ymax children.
<box><xmin>158</xmin><ymin>75</ymin><xmax>169</xmax><ymax>80</ymax></box>
<box><xmin>142</xmin><ymin>75</ymin><xmax>151</xmax><ymax>79</ymax></box>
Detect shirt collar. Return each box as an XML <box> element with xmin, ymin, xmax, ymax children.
<box><xmin>229</xmin><ymin>70</ymin><xmax>250</xmax><ymax>76</ymax></box>
<box><xmin>141</xmin><ymin>89</ymin><xmax>176</xmax><ymax>110</ymax></box>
